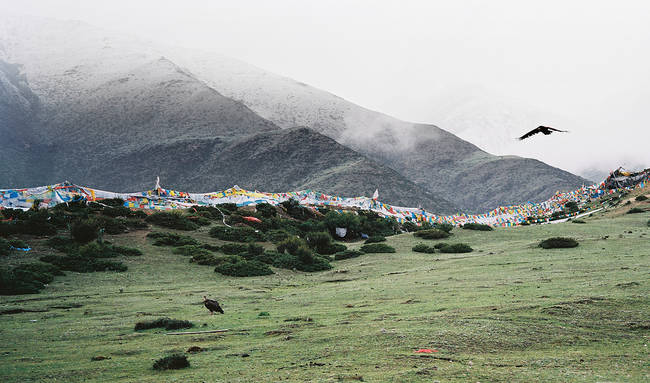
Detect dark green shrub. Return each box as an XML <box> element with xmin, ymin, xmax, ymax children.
<box><xmin>647</xmin><ymin>219</ymin><xmax>650</xmax><ymax>227</ymax></box>
<box><xmin>200</xmin><ymin>243</ymin><xmax>221</xmax><ymax>252</ymax></box>
<box><xmin>266</xmin><ymin>229</ymin><xmax>291</xmax><ymax>243</ymax></box>
<box><xmin>0</xmin><ymin>238</ymin><xmax>12</xmax><ymax>256</ymax></box>
<box><xmin>359</xmin><ymin>212</ymin><xmax>399</xmax><ymax>237</ymax></box>
<box><xmin>539</xmin><ymin>237</ymin><xmax>579</xmax><ymax>249</ymax></box>
<box><xmin>433</xmin><ymin>243</ymin><xmax>447</xmax><ymax>249</ymax></box>
<box><xmin>297</xmin><ymin>219</ymin><xmax>327</xmax><ymax>234</ymax></box>
<box><xmin>78</xmin><ymin>242</ymin><xmax>120</xmax><ymax>258</ymax></box>
<box><xmin>276</xmin><ymin>237</ymin><xmax>307</xmax><ymax>255</ymax></box>
<box><xmin>438</xmin><ymin>243</ymin><xmax>473</xmax><ymax>253</ymax></box>
<box><xmin>334</xmin><ymin>249</ymin><xmax>364</xmax><ymax>260</ymax></box>
<box><xmin>359</xmin><ymin>243</ymin><xmax>396</xmax><ymax>253</ymax></box>
<box><xmin>185</xmin><ymin>215</ymin><xmax>211</xmax><ymax>226</ymax></box>
<box><xmin>635</xmin><ymin>195</ymin><xmax>648</xmax><ymax>201</ymax></box>
<box><xmin>305</xmin><ymin>231</ymin><xmax>336</xmax><ymax>254</ymax></box>
<box><xmin>190</xmin><ymin>253</ymin><xmax>239</xmax><ymax>266</ymax></box>
<box><xmin>252</xmin><ymin>250</ymin><xmax>282</xmax><ymax>265</ymax></box>
<box><xmin>245</xmin><ymin>243</ymin><xmax>265</xmax><ymax>256</ymax></box>
<box><xmin>100</xmin><ymin>206</ymin><xmax>133</xmax><ymax>218</ymax></box>
<box><xmin>40</xmin><ymin>254</ymin><xmax>127</xmax><ymax>273</ymax></box>
<box><xmin>0</xmin><ymin>267</ymin><xmax>45</xmax><ymax>295</ymax></box>
<box><xmin>47</xmin><ymin>236</ymin><xmax>77</xmax><ymax>253</ymax></box>
<box><xmin>14</xmin><ymin>219</ymin><xmax>58</xmax><ymax>236</ymax></box>
<box><xmin>135</xmin><ymin>317</ymin><xmax>193</xmax><ymax>331</ymax></box>
<box><xmin>8</xmin><ymin>239</ymin><xmax>29</xmax><ymax>248</ymax></box>
<box><xmin>571</xmin><ymin>219</ymin><xmax>586</xmax><ymax>224</ymax></box>
<box><xmin>214</xmin><ymin>257</ymin><xmax>274</xmax><ymax>277</ymax></box>
<box><xmin>280</xmin><ymin>199</ymin><xmax>313</xmax><ymax>220</ymax></box>
<box><xmin>100</xmin><ymin>198</ymin><xmax>126</xmax><ymax>207</ymax></box>
<box><xmin>462</xmin><ymin>223</ymin><xmax>493</xmax><ymax>231</ymax></box>
<box><xmin>124</xmin><ymin>218</ymin><xmax>148</xmax><ymax>229</ymax></box>
<box><xmin>71</xmin><ymin>220</ymin><xmax>99</xmax><ymax>243</ymax></box>
<box><xmin>324</xmin><ymin>211</ymin><xmax>361</xmax><ymax>238</ymax></box>
<box><xmin>173</xmin><ymin>245</ymin><xmax>211</xmax><ymax>257</ymax></box>
<box><xmin>255</xmin><ymin>203</ymin><xmax>277</xmax><ymax>218</ymax></box>
<box><xmin>145</xmin><ymin>212</ymin><xmax>199</xmax><ymax>231</ymax></box>
<box><xmin>94</xmin><ymin>216</ymin><xmax>127</xmax><ymax>235</ymax></box>
<box><xmin>364</xmin><ymin>236</ymin><xmax>386</xmax><ymax>244</ymax></box>
<box><xmin>221</xmin><ymin>243</ymin><xmax>248</xmax><ymax>255</ymax></box>
<box><xmin>433</xmin><ymin>223</ymin><xmax>454</xmax><ymax>233</ymax></box>
<box><xmin>215</xmin><ymin>203</ymin><xmax>238</xmax><ymax>214</ymax></box>
<box><xmin>153</xmin><ymin>354</ymin><xmax>190</xmax><ymax>370</ymax></box>
<box><xmin>627</xmin><ymin>207</ymin><xmax>644</xmax><ymax>214</ymax></box>
<box><xmin>209</xmin><ymin>226</ymin><xmax>265</xmax><ymax>242</ymax></box>
<box><xmin>112</xmin><ymin>245</ymin><xmax>142</xmax><ymax>257</ymax></box>
<box><xmin>130</xmin><ymin>210</ymin><xmax>148</xmax><ymax>219</ymax></box>
<box><xmin>414</xmin><ymin>229</ymin><xmax>450</xmax><ymax>240</ymax></box>
<box><xmin>147</xmin><ymin>232</ymin><xmax>199</xmax><ymax>247</ymax></box>
<box><xmin>412</xmin><ymin>243</ymin><xmax>436</xmax><ymax>253</ymax></box>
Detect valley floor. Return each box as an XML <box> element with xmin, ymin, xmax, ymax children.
<box><xmin>1</xmin><ymin>212</ymin><xmax>648</xmax><ymax>382</ymax></box>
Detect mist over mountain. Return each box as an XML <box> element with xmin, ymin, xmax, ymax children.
<box><xmin>0</xmin><ymin>15</ymin><xmax>589</xmax><ymax>213</ymax></box>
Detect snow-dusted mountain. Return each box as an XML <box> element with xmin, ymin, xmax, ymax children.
<box><xmin>0</xmin><ymin>15</ymin><xmax>589</xmax><ymax>212</ymax></box>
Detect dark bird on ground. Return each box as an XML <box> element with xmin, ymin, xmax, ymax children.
<box><xmin>518</xmin><ymin>126</ymin><xmax>569</xmax><ymax>140</ymax></box>
<box><xmin>203</xmin><ymin>296</ymin><xmax>224</xmax><ymax>315</ymax></box>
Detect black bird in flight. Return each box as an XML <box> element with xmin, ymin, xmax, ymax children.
<box><xmin>518</xmin><ymin>126</ymin><xmax>568</xmax><ymax>140</ymax></box>
<box><xmin>203</xmin><ymin>296</ymin><xmax>224</xmax><ymax>315</ymax></box>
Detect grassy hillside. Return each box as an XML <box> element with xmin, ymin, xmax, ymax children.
<box><xmin>0</xmin><ymin>204</ymin><xmax>648</xmax><ymax>382</ymax></box>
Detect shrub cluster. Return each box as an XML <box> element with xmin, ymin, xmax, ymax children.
<box><xmin>333</xmin><ymin>249</ymin><xmax>364</xmax><ymax>260</ymax></box>
<box><xmin>0</xmin><ymin>238</ymin><xmax>12</xmax><ymax>256</ymax></box>
<box><xmin>539</xmin><ymin>237</ymin><xmax>579</xmax><ymax>249</ymax></box>
<box><xmin>635</xmin><ymin>195</ymin><xmax>648</xmax><ymax>201</ymax></box>
<box><xmin>274</xmin><ymin>237</ymin><xmax>332</xmax><ymax>271</ymax></box>
<box><xmin>627</xmin><ymin>207</ymin><xmax>644</xmax><ymax>214</ymax></box>
<box><xmin>414</xmin><ymin>229</ymin><xmax>450</xmax><ymax>240</ymax></box>
<box><xmin>305</xmin><ymin>231</ymin><xmax>347</xmax><ymax>255</ymax></box>
<box><xmin>153</xmin><ymin>354</ymin><xmax>190</xmax><ymax>370</ymax></box>
<box><xmin>0</xmin><ymin>262</ymin><xmax>63</xmax><ymax>295</ymax></box>
<box><xmin>280</xmin><ymin>199</ymin><xmax>314</xmax><ymax>220</ymax></box>
<box><xmin>571</xmin><ymin>219</ymin><xmax>586</xmax><ymax>224</ymax></box>
<box><xmin>134</xmin><ymin>317</ymin><xmax>193</xmax><ymax>331</ymax></box>
<box><xmin>359</xmin><ymin>243</ymin><xmax>396</xmax><ymax>253</ymax></box>
<box><xmin>214</xmin><ymin>257</ymin><xmax>274</xmax><ymax>277</ymax></box>
<box><xmin>40</xmin><ymin>254</ymin><xmax>127</xmax><ymax>273</ymax></box>
<box><xmin>438</xmin><ymin>243</ymin><xmax>473</xmax><ymax>253</ymax></box>
<box><xmin>255</xmin><ymin>203</ymin><xmax>277</xmax><ymax>218</ymax></box>
<box><xmin>172</xmin><ymin>245</ymin><xmax>211</xmax><ymax>257</ymax></box>
<box><xmin>412</xmin><ymin>243</ymin><xmax>436</xmax><ymax>253</ymax></box>
<box><xmin>145</xmin><ymin>212</ymin><xmax>199</xmax><ymax>231</ymax></box>
<box><xmin>71</xmin><ymin>220</ymin><xmax>99</xmax><ymax>243</ymax></box>
<box><xmin>209</xmin><ymin>226</ymin><xmax>265</xmax><ymax>242</ymax></box>
<box><xmin>147</xmin><ymin>232</ymin><xmax>199</xmax><ymax>247</ymax></box>
<box><xmin>462</xmin><ymin>223</ymin><xmax>493</xmax><ymax>231</ymax></box>
<box><xmin>364</xmin><ymin>236</ymin><xmax>386</xmax><ymax>244</ymax></box>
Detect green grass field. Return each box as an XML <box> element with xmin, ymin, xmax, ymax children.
<box><xmin>1</xmin><ymin>211</ymin><xmax>648</xmax><ymax>382</ymax></box>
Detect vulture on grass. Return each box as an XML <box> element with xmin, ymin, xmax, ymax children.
<box><xmin>518</xmin><ymin>126</ymin><xmax>568</xmax><ymax>140</ymax></box>
<box><xmin>203</xmin><ymin>296</ymin><xmax>224</xmax><ymax>315</ymax></box>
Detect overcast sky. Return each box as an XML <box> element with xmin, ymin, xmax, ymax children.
<box><xmin>3</xmin><ymin>0</ymin><xmax>649</xmax><ymax>174</ymax></box>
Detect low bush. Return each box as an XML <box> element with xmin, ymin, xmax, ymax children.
<box><xmin>99</xmin><ymin>198</ymin><xmax>126</xmax><ymax>207</ymax></box>
<box><xmin>266</xmin><ymin>229</ymin><xmax>291</xmax><ymax>243</ymax></box>
<box><xmin>94</xmin><ymin>216</ymin><xmax>127</xmax><ymax>235</ymax></box>
<box><xmin>412</xmin><ymin>243</ymin><xmax>436</xmax><ymax>253</ymax></box>
<box><xmin>364</xmin><ymin>236</ymin><xmax>386</xmax><ymax>244</ymax></box>
<box><xmin>274</xmin><ymin>239</ymin><xmax>333</xmax><ymax>272</ymax></box>
<box><xmin>438</xmin><ymin>243</ymin><xmax>473</xmax><ymax>253</ymax></box>
<box><xmin>100</xmin><ymin>206</ymin><xmax>133</xmax><ymax>218</ymax></box>
<box><xmin>0</xmin><ymin>238</ymin><xmax>12</xmax><ymax>256</ymax></box>
<box><xmin>191</xmin><ymin>254</ymin><xmax>239</xmax><ymax>266</ymax></box>
<box><xmin>46</xmin><ymin>236</ymin><xmax>77</xmax><ymax>253</ymax></box>
<box><xmin>147</xmin><ymin>232</ymin><xmax>199</xmax><ymax>247</ymax></box>
<box><xmin>539</xmin><ymin>237</ymin><xmax>579</xmax><ymax>249</ymax></box>
<box><xmin>462</xmin><ymin>223</ymin><xmax>493</xmax><ymax>231</ymax></box>
<box><xmin>304</xmin><ymin>231</ymin><xmax>346</xmax><ymax>255</ymax></box>
<box><xmin>124</xmin><ymin>218</ymin><xmax>148</xmax><ymax>229</ymax></box>
<box><xmin>359</xmin><ymin>212</ymin><xmax>399</xmax><ymax>237</ymax></box>
<box><xmin>112</xmin><ymin>245</ymin><xmax>142</xmax><ymax>257</ymax></box>
<box><xmin>635</xmin><ymin>195</ymin><xmax>648</xmax><ymax>201</ymax></box>
<box><xmin>173</xmin><ymin>245</ymin><xmax>211</xmax><ymax>258</ymax></box>
<box><xmin>414</xmin><ymin>229</ymin><xmax>450</xmax><ymax>240</ymax></box>
<box><xmin>185</xmin><ymin>215</ymin><xmax>212</xmax><ymax>226</ymax></box>
<box><xmin>71</xmin><ymin>220</ymin><xmax>99</xmax><ymax>243</ymax></box>
<box><xmin>276</xmin><ymin>237</ymin><xmax>307</xmax><ymax>255</ymax></box>
<box><xmin>324</xmin><ymin>211</ymin><xmax>361</xmax><ymax>239</ymax></box>
<box><xmin>40</xmin><ymin>254</ymin><xmax>127</xmax><ymax>273</ymax></box>
<box><xmin>334</xmin><ymin>249</ymin><xmax>364</xmax><ymax>260</ymax></box>
<box><xmin>571</xmin><ymin>219</ymin><xmax>586</xmax><ymax>224</ymax></box>
<box><xmin>145</xmin><ymin>212</ymin><xmax>199</xmax><ymax>231</ymax></box>
<box><xmin>9</xmin><ymin>239</ymin><xmax>29</xmax><ymax>248</ymax></box>
<box><xmin>280</xmin><ymin>199</ymin><xmax>313</xmax><ymax>220</ymax></box>
<box><xmin>153</xmin><ymin>354</ymin><xmax>190</xmax><ymax>370</ymax></box>
<box><xmin>564</xmin><ymin>201</ymin><xmax>579</xmax><ymax>213</ymax></box>
<box><xmin>0</xmin><ymin>262</ymin><xmax>64</xmax><ymax>295</ymax></box>
<box><xmin>78</xmin><ymin>242</ymin><xmax>121</xmax><ymax>258</ymax></box>
<box><xmin>209</xmin><ymin>226</ymin><xmax>265</xmax><ymax>242</ymax></box>
<box><xmin>220</xmin><ymin>243</ymin><xmax>248</xmax><ymax>255</ymax></box>
<box><xmin>214</xmin><ymin>257</ymin><xmax>274</xmax><ymax>277</ymax></box>
<box><xmin>627</xmin><ymin>207</ymin><xmax>644</xmax><ymax>214</ymax></box>
<box><xmin>135</xmin><ymin>317</ymin><xmax>193</xmax><ymax>331</ymax></box>
<box><xmin>359</xmin><ymin>243</ymin><xmax>396</xmax><ymax>253</ymax></box>
<box><xmin>255</xmin><ymin>203</ymin><xmax>277</xmax><ymax>218</ymax></box>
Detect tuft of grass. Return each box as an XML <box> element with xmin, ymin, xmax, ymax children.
<box><xmin>539</xmin><ymin>237</ymin><xmax>579</xmax><ymax>249</ymax></box>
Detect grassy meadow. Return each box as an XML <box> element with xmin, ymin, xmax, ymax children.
<box><xmin>0</xmin><ymin>209</ymin><xmax>648</xmax><ymax>382</ymax></box>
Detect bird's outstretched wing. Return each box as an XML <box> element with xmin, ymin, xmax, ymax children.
<box><xmin>517</xmin><ymin>127</ymin><xmax>542</xmax><ymax>140</ymax></box>
<box><xmin>546</xmin><ymin>127</ymin><xmax>569</xmax><ymax>132</ymax></box>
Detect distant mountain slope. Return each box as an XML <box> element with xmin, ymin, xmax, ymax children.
<box><xmin>0</xmin><ymin>15</ymin><xmax>588</xmax><ymax>212</ymax></box>
<box><xmin>0</xmin><ymin>19</ymin><xmax>456</xmax><ymax>212</ymax></box>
